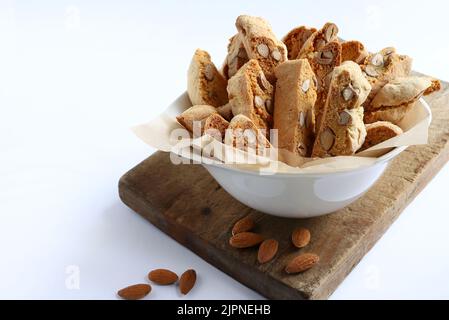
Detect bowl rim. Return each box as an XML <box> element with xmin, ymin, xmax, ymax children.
<box><xmin>201</xmin><ymin>98</ymin><xmax>431</xmax><ymax>178</ymax></box>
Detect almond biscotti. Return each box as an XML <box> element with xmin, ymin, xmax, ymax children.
<box><xmin>297</xmin><ymin>22</ymin><xmax>339</xmax><ymax>60</ymax></box>
<box><xmin>312</xmin><ymin>61</ymin><xmax>372</xmax><ymax>157</ymax></box>
<box><xmin>217</xmin><ymin>103</ymin><xmax>233</xmax><ymax>121</ymax></box>
<box><xmin>187</xmin><ymin>49</ymin><xmax>229</xmax><ymax>107</ymax></box>
<box><xmin>222</xmin><ymin>34</ymin><xmax>249</xmax><ymax>80</ymax></box>
<box><xmin>224</xmin><ymin>114</ymin><xmax>271</xmax><ymax>154</ymax></box>
<box><xmin>227</xmin><ymin>59</ymin><xmax>274</xmax><ymax>135</ymax></box>
<box><xmin>362</xmin><ymin>47</ymin><xmax>412</xmax><ymax>110</ymax></box>
<box><xmin>341</xmin><ymin>40</ymin><xmax>369</xmax><ymax>64</ymax></box>
<box><xmin>309</xmin><ymin>41</ymin><xmax>342</xmax><ymax>131</ymax></box>
<box><xmin>235</xmin><ymin>15</ymin><xmax>287</xmax><ymax>83</ymax></box>
<box><xmin>282</xmin><ymin>26</ymin><xmax>317</xmax><ymax>60</ymax></box>
<box><xmin>360</xmin><ymin>121</ymin><xmax>403</xmax><ymax>151</ymax></box>
<box><xmin>176</xmin><ymin>105</ymin><xmax>218</xmax><ymax>134</ymax></box>
<box><xmin>274</xmin><ymin>59</ymin><xmax>318</xmax><ymax>157</ymax></box>
<box><xmin>204</xmin><ymin>113</ymin><xmax>230</xmax><ymax>141</ymax></box>
<box><xmin>365</xmin><ymin>76</ymin><xmax>440</xmax><ymax>124</ymax></box>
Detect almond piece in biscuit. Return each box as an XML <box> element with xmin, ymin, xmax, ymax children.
<box><xmin>312</xmin><ymin>61</ymin><xmax>371</xmax><ymax>157</ymax></box>
<box><xmin>274</xmin><ymin>59</ymin><xmax>318</xmax><ymax>157</ymax></box>
<box><xmin>187</xmin><ymin>49</ymin><xmax>229</xmax><ymax>107</ymax></box>
<box><xmin>341</xmin><ymin>40</ymin><xmax>369</xmax><ymax>64</ymax></box>
<box><xmin>360</xmin><ymin>121</ymin><xmax>403</xmax><ymax>151</ymax></box>
<box><xmin>227</xmin><ymin>60</ymin><xmax>274</xmax><ymax>135</ymax></box>
<box><xmin>282</xmin><ymin>26</ymin><xmax>317</xmax><ymax>60</ymax></box>
<box><xmin>236</xmin><ymin>15</ymin><xmax>288</xmax><ymax>83</ymax></box>
<box><xmin>176</xmin><ymin>105</ymin><xmax>217</xmax><ymax>134</ymax></box>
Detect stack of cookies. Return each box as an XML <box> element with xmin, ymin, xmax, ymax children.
<box><xmin>177</xmin><ymin>15</ymin><xmax>440</xmax><ymax>161</ymax></box>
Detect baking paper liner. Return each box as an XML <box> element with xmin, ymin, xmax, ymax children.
<box><xmin>132</xmin><ymin>92</ymin><xmax>432</xmax><ymax>174</ymax></box>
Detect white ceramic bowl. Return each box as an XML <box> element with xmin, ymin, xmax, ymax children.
<box><xmin>202</xmin><ymin>99</ymin><xmax>431</xmax><ymax>219</ymax></box>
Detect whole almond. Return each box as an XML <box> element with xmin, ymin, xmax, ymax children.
<box><xmin>229</xmin><ymin>232</ymin><xmax>264</xmax><ymax>248</ymax></box>
<box><xmin>285</xmin><ymin>253</ymin><xmax>320</xmax><ymax>274</ymax></box>
<box><xmin>258</xmin><ymin>239</ymin><xmax>279</xmax><ymax>264</ymax></box>
<box><xmin>232</xmin><ymin>216</ymin><xmax>255</xmax><ymax>235</ymax></box>
<box><xmin>117</xmin><ymin>284</ymin><xmax>151</xmax><ymax>300</ymax></box>
<box><xmin>291</xmin><ymin>227</ymin><xmax>311</xmax><ymax>248</ymax></box>
<box><xmin>148</xmin><ymin>269</ymin><xmax>178</xmax><ymax>285</ymax></box>
<box><xmin>179</xmin><ymin>269</ymin><xmax>196</xmax><ymax>295</ymax></box>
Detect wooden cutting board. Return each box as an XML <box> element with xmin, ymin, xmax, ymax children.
<box><xmin>119</xmin><ymin>76</ymin><xmax>449</xmax><ymax>300</ymax></box>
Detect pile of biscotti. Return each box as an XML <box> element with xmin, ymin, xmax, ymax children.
<box><xmin>176</xmin><ymin>15</ymin><xmax>441</xmax><ymax>159</ymax></box>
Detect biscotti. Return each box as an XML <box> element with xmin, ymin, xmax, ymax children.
<box><xmin>176</xmin><ymin>105</ymin><xmax>217</xmax><ymax>134</ymax></box>
<box><xmin>204</xmin><ymin>113</ymin><xmax>230</xmax><ymax>141</ymax></box>
<box><xmin>362</xmin><ymin>47</ymin><xmax>412</xmax><ymax>110</ymax></box>
<box><xmin>223</xmin><ymin>34</ymin><xmax>249</xmax><ymax>80</ymax></box>
<box><xmin>224</xmin><ymin>114</ymin><xmax>271</xmax><ymax>154</ymax></box>
<box><xmin>217</xmin><ymin>103</ymin><xmax>233</xmax><ymax>121</ymax></box>
<box><xmin>365</xmin><ymin>76</ymin><xmax>439</xmax><ymax>124</ymax></box>
<box><xmin>341</xmin><ymin>40</ymin><xmax>368</xmax><ymax>64</ymax></box>
<box><xmin>309</xmin><ymin>41</ymin><xmax>342</xmax><ymax>131</ymax></box>
<box><xmin>371</xmin><ymin>76</ymin><xmax>437</xmax><ymax>109</ymax></box>
<box><xmin>187</xmin><ymin>49</ymin><xmax>229</xmax><ymax>107</ymax></box>
<box><xmin>235</xmin><ymin>15</ymin><xmax>287</xmax><ymax>83</ymax></box>
<box><xmin>174</xmin><ymin>15</ymin><xmax>442</xmax><ymax>162</ymax></box>
<box><xmin>312</xmin><ymin>61</ymin><xmax>372</xmax><ymax>157</ymax></box>
<box><xmin>298</xmin><ymin>22</ymin><xmax>339</xmax><ymax>60</ymax></box>
<box><xmin>227</xmin><ymin>59</ymin><xmax>274</xmax><ymax>135</ymax></box>
<box><xmin>360</xmin><ymin>121</ymin><xmax>403</xmax><ymax>151</ymax></box>
<box><xmin>274</xmin><ymin>59</ymin><xmax>318</xmax><ymax>157</ymax></box>
<box><xmin>282</xmin><ymin>26</ymin><xmax>316</xmax><ymax>60</ymax></box>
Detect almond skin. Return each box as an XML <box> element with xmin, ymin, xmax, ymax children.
<box><xmin>179</xmin><ymin>269</ymin><xmax>197</xmax><ymax>295</ymax></box>
<box><xmin>285</xmin><ymin>253</ymin><xmax>320</xmax><ymax>274</ymax></box>
<box><xmin>148</xmin><ymin>269</ymin><xmax>178</xmax><ymax>285</ymax></box>
<box><xmin>117</xmin><ymin>284</ymin><xmax>151</xmax><ymax>300</ymax></box>
<box><xmin>291</xmin><ymin>227</ymin><xmax>311</xmax><ymax>248</ymax></box>
<box><xmin>229</xmin><ymin>232</ymin><xmax>264</xmax><ymax>248</ymax></box>
<box><xmin>232</xmin><ymin>216</ymin><xmax>255</xmax><ymax>235</ymax></box>
<box><xmin>258</xmin><ymin>239</ymin><xmax>279</xmax><ymax>264</ymax></box>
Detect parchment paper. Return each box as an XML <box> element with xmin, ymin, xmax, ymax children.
<box><xmin>132</xmin><ymin>92</ymin><xmax>432</xmax><ymax>174</ymax></box>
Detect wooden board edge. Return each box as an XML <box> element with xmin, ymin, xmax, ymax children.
<box><xmin>312</xmin><ymin>144</ymin><xmax>449</xmax><ymax>299</ymax></box>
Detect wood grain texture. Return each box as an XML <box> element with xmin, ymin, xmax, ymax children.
<box><xmin>119</xmin><ymin>78</ymin><xmax>449</xmax><ymax>300</ymax></box>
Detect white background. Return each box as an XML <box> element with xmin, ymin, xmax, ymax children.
<box><xmin>1</xmin><ymin>0</ymin><xmax>449</xmax><ymax>300</ymax></box>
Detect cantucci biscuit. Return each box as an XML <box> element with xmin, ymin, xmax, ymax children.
<box><xmin>341</xmin><ymin>40</ymin><xmax>369</xmax><ymax>64</ymax></box>
<box><xmin>235</xmin><ymin>15</ymin><xmax>287</xmax><ymax>83</ymax></box>
<box><xmin>298</xmin><ymin>22</ymin><xmax>339</xmax><ymax>60</ymax></box>
<box><xmin>362</xmin><ymin>47</ymin><xmax>412</xmax><ymax>110</ymax></box>
<box><xmin>308</xmin><ymin>41</ymin><xmax>342</xmax><ymax>131</ymax></box>
<box><xmin>365</xmin><ymin>76</ymin><xmax>440</xmax><ymax>124</ymax></box>
<box><xmin>176</xmin><ymin>105</ymin><xmax>218</xmax><ymax>134</ymax></box>
<box><xmin>222</xmin><ymin>34</ymin><xmax>249</xmax><ymax>80</ymax></box>
<box><xmin>273</xmin><ymin>59</ymin><xmax>318</xmax><ymax>157</ymax></box>
<box><xmin>187</xmin><ymin>49</ymin><xmax>228</xmax><ymax>107</ymax></box>
<box><xmin>227</xmin><ymin>59</ymin><xmax>274</xmax><ymax>135</ymax></box>
<box><xmin>225</xmin><ymin>114</ymin><xmax>271</xmax><ymax>154</ymax></box>
<box><xmin>217</xmin><ymin>103</ymin><xmax>233</xmax><ymax>121</ymax></box>
<box><xmin>204</xmin><ymin>113</ymin><xmax>230</xmax><ymax>141</ymax></box>
<box><xmin>360</xmin><ymin>121</ymin><xmax>403</xmax><ymax>151</ymax></box>
<box><xmin>312</xmin><ymin>61</ymin><xmax>371</xmax><ymax>157</ymax></box>
<box><xmin>282</xmin><ymin>26</ymin><xmax>317</xmax><ymax>60</ymax></box>
<box><xmin>371</xmin><ymin>76</ymin><xmax>436</xmax><ymax>109</ymax></box>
